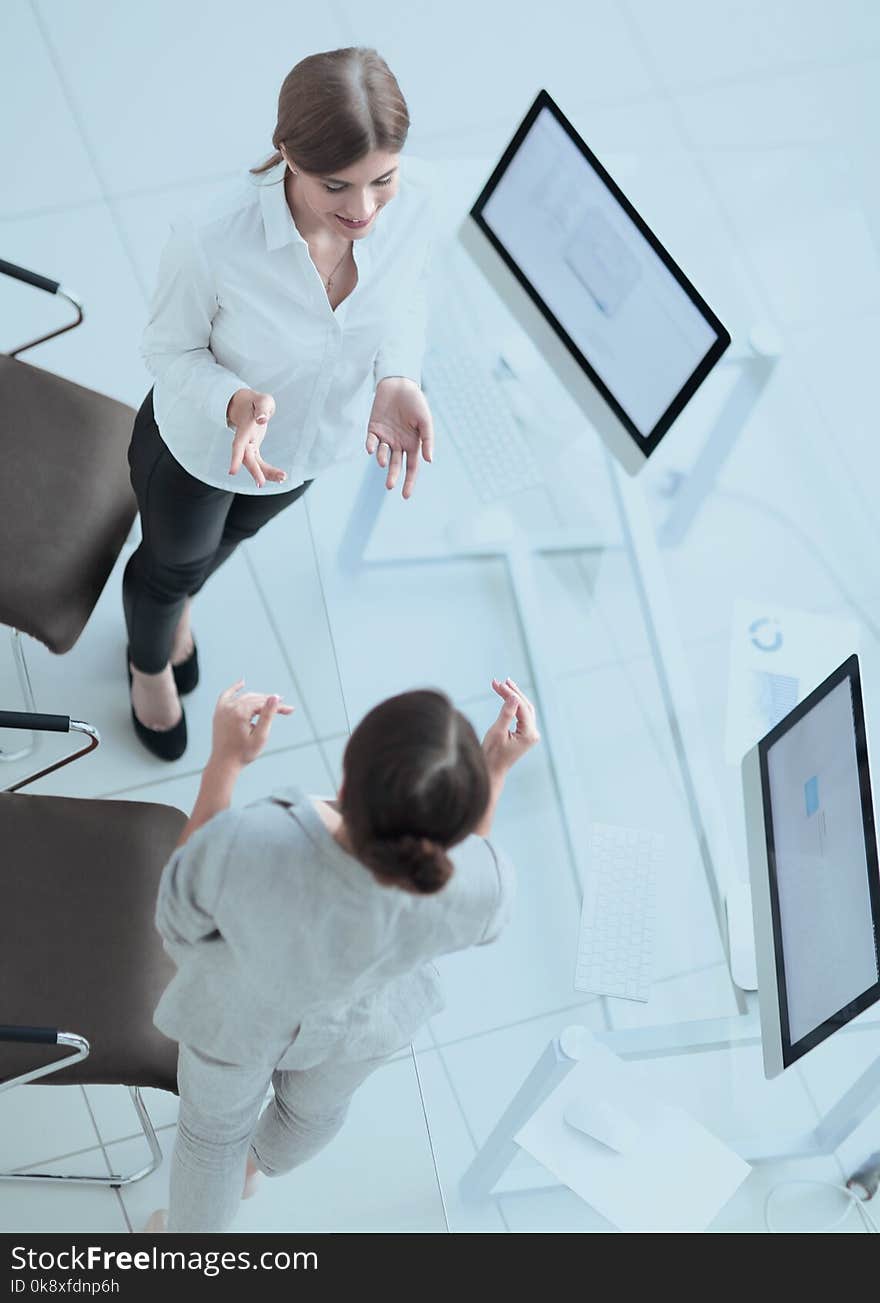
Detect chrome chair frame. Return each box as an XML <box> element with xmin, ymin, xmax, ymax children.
<box><xmin>0</xmin><ymin>1030</ymin><xmax>162</xmax><ymax>1188</ymax></box>
<box><xmin>0</xmin><ymin>713</ymin><xmax>165</xmax><ymax>1188</ymax></box>
<box><xmin>0</xmin><ymin>258</ymin><xmax>85</xmax><ymax>765</ymax></box>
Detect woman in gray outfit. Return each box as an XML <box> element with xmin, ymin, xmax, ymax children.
<box><xmin>148</xmin><ymin>674</ymin><xmax>539</xmax><ymax>1232</ymax></box>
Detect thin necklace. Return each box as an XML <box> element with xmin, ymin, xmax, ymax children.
<box><xmin>286</xmin><ymin>172</ymin><xmax>352</xmax><ymax>293</ymax></box>
<box><xmin>323</xmin><ymin>243</ymin><xmax>351</xmax><ymax>292</ymax></box>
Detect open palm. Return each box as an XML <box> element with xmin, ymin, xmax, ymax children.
<box><xmin>366</xmin><ymin>377</ymin><xmax>435</xmax><ymax>499</ymax></box>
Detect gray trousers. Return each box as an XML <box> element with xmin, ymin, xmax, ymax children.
<box><xmin>167</xmin><ymin>1043</ymin><xmax>390</xmax><ymax>1233</ymax></box>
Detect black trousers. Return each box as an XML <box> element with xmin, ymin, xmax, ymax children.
<box><xmin>122</xmin><ymin>391</ymin><xmax>311</xmax><ymax>674</ymax></box>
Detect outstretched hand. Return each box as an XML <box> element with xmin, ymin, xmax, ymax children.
<box><xmin>366</xmin><ymin>376</ymin><xmax>435</xmax><ymax>499</ymax></box>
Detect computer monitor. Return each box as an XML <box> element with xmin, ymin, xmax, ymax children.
<box><xmin>459</xmin><ymin>90</ymin><xmax>731</xmax><ymax>475</ymax></box>
<box><xmin>742</xmin><ymin>655</ymin><xmax>880</xmax><ymax>1079</ymax></box>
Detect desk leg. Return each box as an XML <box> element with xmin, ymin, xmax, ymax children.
<box><xmin>815</xmin><ymin>1054</ymin><xmax>880</xmax><ymax>1155</ymax></box>
<box><xmin>459</xmin><ymin>1034</ymin><xmax>579</xmax><ymax>1202</ymax></box>
<box><xmin>462</xmin><ymin>1017</ymin><xmax>880</xmax><ymax>1202</ymax></box>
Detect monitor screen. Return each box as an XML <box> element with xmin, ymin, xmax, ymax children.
<box><xmin>471</xmin><ymin>91</ymin><xmax>731</xmax><ymax>456</ymax></box>
<box><xmin>759</xmin><ymin>657</ymin><xmax>880</xmax><ymax>1067</ymax></box>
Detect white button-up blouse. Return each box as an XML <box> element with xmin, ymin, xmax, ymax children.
<box><xmin>141</xmin><ymin>159</ymin><xmax>433</xmax><ymax>494</ymax></box>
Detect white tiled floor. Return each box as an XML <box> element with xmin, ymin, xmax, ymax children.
<box><xmin>1</xmin><ymin>1086</ymin><xmax>102</xmax><ymax>1174</ymax></box>
<box><xmin>0</xmin><ymin>203</ymin><xmax>150</xmax><ymax>402</ymax></box>
<box><xmin>336</xmin><ymin>0</ymin><xmax>657</xmax><ymax>147</ymax></box>
<box><xmin>0</xmin><ymin>544</ymin><xmax>321</xmax><ymax>799</ymax></box>
<box><xmin>30</xmin><ymin>1</ymin><xmax>348</xmax><ymax>193</ymax></box>
<box><xmin>623</xmin><ymin>0</ymin><xmax>880</xmax><ymax>89</ymax></box>
<box><xmin>0</xmin><ymin>2</ymin><xmax>104</xmax><ymax>217</ymax></box>
<box><xmin>0</xmin><ymin>1169</ymin><xmax>130</xmax><ymax>1236</ymax></box>
<box><xmin>83</xmin><ymin>1085</ymin><xmax>179</xmax><ymax>1151</ymax></box>
<box><xmin>3</xmin><ymin>0</ymin><xmax>880</xmax><ymax>1236</ymax></box>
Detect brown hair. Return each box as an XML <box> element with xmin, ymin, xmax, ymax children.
<box><xmin>340</xmin><ymin>690</ymin><xmax>490</xmax><ymax>896</ymax></box>
<box><xmin>251</xmin><ymin>47</ymin><xmax>410</xmax><ymax>178</ymax></box>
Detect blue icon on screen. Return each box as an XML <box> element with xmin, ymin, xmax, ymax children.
<box><xmin>805</xmin><ymin>775</ymin><xmax>820</xmax><ymax>817</ymax></box>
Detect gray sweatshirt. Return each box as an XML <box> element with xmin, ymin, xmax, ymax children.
<box><xmin>153</xmin><ymin>786</ymin><xmax>514</xmax><ymax>1070</ymax></box>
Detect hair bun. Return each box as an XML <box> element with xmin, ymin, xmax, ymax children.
<box><xmin>398</xmin><ymin>835</ymin><xmax>453</xmax><ymax>894</ymax></box>
<box><xmin>369</xmin><ymin>834</ymin><xmax>452</xmax><ymax>895</ymax></box>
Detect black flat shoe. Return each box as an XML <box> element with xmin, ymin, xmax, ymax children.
<box><xmin>127</xmin><ymin>652</ymin><xmax>188</xmax><ymax>762</ymax></box>
<box><xmin>171</xmin><ymin>641</ymin><xmax>199</xmax><ymax>695</ymax></box>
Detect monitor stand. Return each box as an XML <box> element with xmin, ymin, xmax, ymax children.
<box><xmin>656</xmin><ymin>325</ymin><xmax>782</xmax><ymax>547</ymax></box>
<box><xmin>726</xmin><ymin>880</ymin><xmax>758</xmax><ymax>992</ymax></box>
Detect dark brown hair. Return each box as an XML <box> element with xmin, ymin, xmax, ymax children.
<box><xmin>251</xmin><ymin>47</ymin><xmax>410</xmax><ymax>178</ymax></box>
<box><xmin>340</xmin><ymin>690</ymin><xmax>490</xmax><ymax>896</ymax></box>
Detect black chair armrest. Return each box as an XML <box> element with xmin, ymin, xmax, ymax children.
<box><xmin>0</xmin><ymin>259</ymin><xmax>61</xmax><ymax>295</ymax></box>
<box><xmin>0</xmin><ymin>1025</ymin><xmax>59</xmax><ymax>1044</ymax></box>
<box><xmin>0</xmin><ymin>711</ymin><xmax>70</xmax><ymax>733</ymax></box>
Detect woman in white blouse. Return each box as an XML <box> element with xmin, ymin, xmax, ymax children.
<box><xmin>123</xmin><ymin>47</ymin><xmax>435</xmax><ymax>760</ymax></box>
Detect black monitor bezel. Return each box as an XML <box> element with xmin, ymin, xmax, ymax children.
<box><xmin>469</xmin><ymin>89</ymin><xmax>732</xmax><ymax>457</ymax></box>
<box><xmin>757</xmin><ymin>654</ymin><xmax>880</xmax><ymax>1069</ymax></box>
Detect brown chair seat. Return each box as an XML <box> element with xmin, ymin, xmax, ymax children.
<box><xmin>0</xmin><ymin>355</ymin><xmax>137</xmax><ymax>653</ymax></box>
<box><xmin>0</xmin><ymin>793</ymin><xmax>185</xmax><ymax>1092</ymax></box>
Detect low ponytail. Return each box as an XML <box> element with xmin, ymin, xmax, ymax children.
<box><xmin>363</xmin><ymin>834</ymin><xmax>454</xmax><ymax>896</ymax></box>
<box><xmin>250</xmin><ymin>149</ymin><xmax>284</xmax><ymax>177</ymax></box>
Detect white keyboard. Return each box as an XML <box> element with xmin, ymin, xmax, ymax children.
<box><xmin>423</xmin><ymin>348</ymin><xmax>544</xmax><ymax>502</ymax></box>
<box><xmin>574</xmin><ymin>823</ymin><xmax>663</xmax><ymax>1002</ymax></box>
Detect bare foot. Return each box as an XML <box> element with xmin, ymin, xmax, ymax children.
<box><xmin>171</xmin><ymin>598</ymin><xmax>195</xmax><ymax>667</ymax></box>
<box><xmin>242</xmin><ymin>1153</ymin><xmax>262</xmax><ymax>1200</ymax></box>
<box><xmin>130</xmin><ymin>663</ymin><xmax>183</xmax><ymax>731</ymax></box>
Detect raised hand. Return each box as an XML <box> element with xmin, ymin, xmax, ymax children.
<box><xmin>481</xmin><ymin>677</ymin><xmax>541</xmax><ymax>783</ymax></box>
<box><xmin>210</xmin><ymin>680</ymin><xmax>295</xmax><ymax>770</ymax></box>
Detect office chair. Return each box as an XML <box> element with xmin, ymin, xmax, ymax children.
<box><xmin>0</xmin><ymin>258</ymin><xmax>137</xmax><ymax>762</ymax></box>
<box><xmin>0</xmin><ymin>711</ymin><xmax>185</xmax><ymax>1186</ymax></box>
